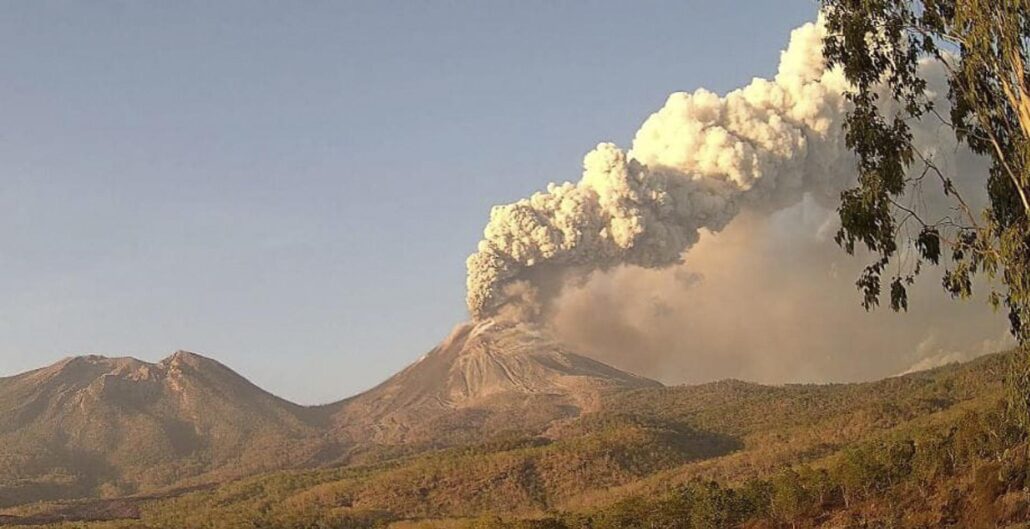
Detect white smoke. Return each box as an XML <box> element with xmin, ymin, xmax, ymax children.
<box><xmin>465</xmin><ymin>16</ymin><xmax>973</xmax><ymax>322</ymax></box>
<box><xmin>466</xmin><ymin>19</ymin><xmax>853</xmax><ymax>319</ymax></box>
<box><xmin>547</xmin><ymin>201</ymin><xmax>1011</xmax><ymax>385</ymax></box>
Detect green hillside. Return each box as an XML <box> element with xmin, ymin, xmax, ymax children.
<box><xmin>3</xmin><ymin>351</ymin><xmax>1024</xmax><ymax>529</ymax></box>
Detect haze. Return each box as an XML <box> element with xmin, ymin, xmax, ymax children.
<box><xmin>0</xmin><ymin>1</ymin><xmax>1008</xmax><ymax>404</ymax></box>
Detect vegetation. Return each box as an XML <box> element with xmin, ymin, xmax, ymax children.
<box><xmin>821</xmin><ymin>0</ymin><xmax>1030</xmax><ymax>324</ymax></box>
<box><xmin>463</xmin><ymin>405</ymin><xmax>1028</xmax><ymax>528</ymax></box>
<box><xmin>1</xmin><ymin>352</ymin><xmax>1021</xmax><ymax>528</ymax></box>
<box><xmin>820</xmin><ymin>0</ymin><xmax>1030</xmax><ymax>441</ymax></box>
<box><xmin>8</xmin><ymin>3</ymin><xmax>1030</xmax><ymax>527</ymax></box>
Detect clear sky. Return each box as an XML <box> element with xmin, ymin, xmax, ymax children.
<box><xmin>1</xmin><ymin>1</ymin><xmax>825</xmax><ymax>404</ymax></box>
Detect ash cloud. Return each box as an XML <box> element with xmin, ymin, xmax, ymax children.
<box><xmin>463</xmin><ymin>15</ymin><xmax>1010</xmax><ymax>381</ymax></box>
<box><xmin>547</xmin><ymin>201</ymin><xmax>1012</xmax><ymax>385</ymax></box>
<box><xmin>466</xmin><ymin>19</ymin><xmax>851</xmax><ymax>319</ymax></box>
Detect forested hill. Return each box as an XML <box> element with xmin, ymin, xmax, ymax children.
<box><xmin>2</xmin><ymin>349</ymin><xmax>1025</xmax><ymax>529</ymax></box>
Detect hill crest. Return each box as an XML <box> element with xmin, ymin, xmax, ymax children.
<box><xmin>329</xmin><ymin>319</ymin><xmax>661</xmax><ymax>444</ymax></box>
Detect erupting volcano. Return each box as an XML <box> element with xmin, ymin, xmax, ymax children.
<box><xmin>330</xmin><ymin>319</ymin><xmax>660</xmax><ymax>444</ymax></box>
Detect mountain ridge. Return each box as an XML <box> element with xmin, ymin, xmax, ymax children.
<box><xmin>1</xmin><ymin>348</ymin><xmax>1016</xmax><ymax>528</ymax></box>
<box><xmin>327</xmin><ymin>320</ymin><xmax>661</xmax><ymax>445</ymax></box>
<box><xmin>2</xmin><ymin>324</ymin><xmax>1013</xmax><ymax>523</ymax></box>
<box><xmin>0</xmin><ymin>322</ymin><xmax>662</xmax><ymax>507</ymax></box>
<box><xmin>0</xmin><ymin>348</ymin><xmax>329</xmax><ymax>508</ymax></box>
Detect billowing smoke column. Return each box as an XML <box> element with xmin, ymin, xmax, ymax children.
<box><xmin>466</xmin><ymin>19</ymin><xmax>853</xmax><ymax>320</ymax></box>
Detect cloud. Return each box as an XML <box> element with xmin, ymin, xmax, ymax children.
<box><xmin>463</xmin><ymin>14</ymin><xmax>1006</xmax><ymax>383</ymax></box>
<box><xmin>547</xmin><ymin>199</ymin><xmax>1012</xmax><ymax>385</ymax></box>
<box><xmin>465</xmin><ymin>18</ymin><xmax>851</xmax><ymax>319</ymax></box>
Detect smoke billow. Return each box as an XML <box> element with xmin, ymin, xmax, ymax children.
<box><xmin>463</xmin><ymin>15</ymin><xmax>1010</xmax><ymax>381</ymax></box>
<box><xmin>547</xmin><ymin>201</ymin><xmax>1012</xmax><ymax>384</ymax></box>
<box><xmin>466</xmin><ymin>19</ymin><xmax>852</xmax><ymax>319</ymax></box>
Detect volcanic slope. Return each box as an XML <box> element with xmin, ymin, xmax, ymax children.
<box><xmin>0</xmin><ymin>351</ymin><xmax>327</xmax><ymax>507</ymax></box>
<box><xmin>0</xmin><ymin>321</ymin><xmax>662</xmax><ymax>506</ymax></box>
<box><xmin>329</xmin><ymin>319</ymin><xmax>662</xmax><ymax>446</ymax></box>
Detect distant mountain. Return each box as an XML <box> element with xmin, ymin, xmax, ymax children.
<box><xmin>0</xmin><ymin>322</ymin><xmax>661</xmax><ymax>507</ymax></box>
<box><xmin>0</xmin><ymin>351</ymin><xmax>329</xmax><ymax>508</ymax></box>
<box><xmin>6</xmin><ymin>324</ymin><xmax>1013</xmax><ymax>527</ymax></box>
<box><xmin>329</xmin><ymin>319</ymin><xmax>661</xmax><ymax>445</ymax></box>
<box><xmin>4</xmin><ymin>351</ymin><xmax>1015</xmax><ymax>529</ymax></box>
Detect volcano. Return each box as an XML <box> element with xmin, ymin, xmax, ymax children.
<box><xmin>329</xmin><ymin>319</ymin><xmax>660</xmax><ymax>445</ymax></box>
<box><xmin>0</xmin><ymin>321</ymin><xmax>660</xmax><ymax>505</ymax></box>
<box><xmin>0</xmin><ymin>352</ymin><xmax>326</xmax><ymax>507</ymax></box>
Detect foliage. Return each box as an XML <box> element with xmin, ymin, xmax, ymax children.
<box><xmin>2</xmin><ymin>352</ymin><xmax>1022</xmax><ymax>529</ymax></box>
<box><xmin>821</xmin><ymin>0</ymin><xmax>1030</xmax><ymax>326</ymax></box>
<box><xmin>457</xmin><ymin>403</ymin><xmax>1028</xmax><ymax>529</ymax></box>
<box><xmin>821</xmin><ymin>0</ymin><xmax>1030</xmax><ymax>445</ymax></box>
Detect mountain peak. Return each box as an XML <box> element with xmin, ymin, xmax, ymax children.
<box><xmin>0</xmin><ymin>349</ymin><xmax>325</xmax><ymax>505</ymax></box>
<box><xmin>331</xmin><ymin>319</ymin><xmax>660</xmax><ymax>444</ymax></box>
<box><xmin>160</xmin><ymin>350</ymin><xmax>210</xmax><ymax>368</ymax></box>
<box><xmin>58</xmin><ymin>353</ymin><xmax>132</xmax><ymax>366</ymax></box>
<box><xmin>28</xmin><ymin>351</ymin><xmax>218</xmax><ymax>380</ymax></box>
<box><xmin>36</xmin><ymin>354</ymin><xmax>147</xmax><ymax>381</ymax></box>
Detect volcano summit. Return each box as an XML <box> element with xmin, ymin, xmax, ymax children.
<box><xmin>329</xmin><ymin>319</ymin><xmax>661</xmax><ymax>445</ymax></box>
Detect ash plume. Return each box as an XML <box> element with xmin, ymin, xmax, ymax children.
<box><xmin>466</xmin><ymin>19</ymin><xmax>853</xmax><ymax>319</ymax></box>
<box><xmin>547</xmin><ymin>202</ymin><xmax>1012</xmax><ymax>385</ymax></box>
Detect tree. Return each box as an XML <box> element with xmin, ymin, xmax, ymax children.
<box><xmin>820</xmin><ymin>0</ymin><xmax>1030</xmax><ymax>431</ymax></box>
<box><xmin>769</xmin><ymin>468</ymin><xmax>814</xmax><ymax>527</ymax></box>
<box><xmin>684</xmin><ymin>481</ymin><xmax>736</xmax><ymax>529</ymax></box>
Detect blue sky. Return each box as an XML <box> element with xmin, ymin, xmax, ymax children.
<box><xmin>0</xmin><ymin>1</ymin><xmax>822</xmax><ymax>403</ymax></box>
